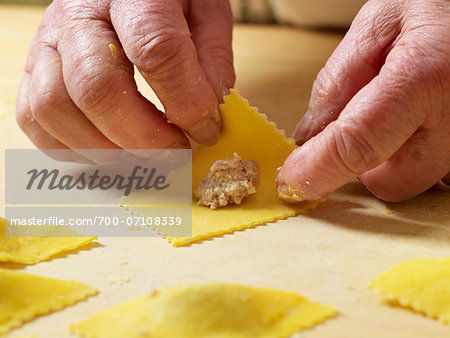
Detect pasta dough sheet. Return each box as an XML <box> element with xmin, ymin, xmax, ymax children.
<box><xmin>0</xmin><ymin>217</ymin><xmax>96</xmax><ymax>264</ymax></box>
<box><xmin>71</xmin><ymin>283</ymin><xmax>335</xmax><ymax>338</ymax></box>
<box><xmin>0</xmin><ymin>269</ymin><xmax>97</xmax><ymax>334</ymax></box>
<box><xmin>122</xmin><ymin>90</ymin><xmax>321</xmax><ymax>246</ymax></box>
<box><xmin>369</xmin><ymin>258</ymin><xmax>450</xmax><ymax>325</ymax></box>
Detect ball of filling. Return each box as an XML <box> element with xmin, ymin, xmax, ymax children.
<box><xmin>194</xmin><ymin>153</ymin><xmax>259</xmax><ymax>209</ymax></box>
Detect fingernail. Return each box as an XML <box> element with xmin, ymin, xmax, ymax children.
<box><xmin>292</xmin><ymin>111</ymin><xmax>313</xmax><ymax>146</ymax></box>
<box><xmin>188</xmin><ymin>106</ymin><xmax>221</xmax><ymax>146</ymax></box>
<box><xmin>277</xmin><ymin>184</ymin><xmax>304</xmax><ymax>203</ymax></box>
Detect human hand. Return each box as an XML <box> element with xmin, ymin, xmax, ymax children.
<box><xmin>16</xmin><ymin>0</ymin><xmax>235</xmax><ymax>161</ymax></box>
<box><xmin>277</xmin><ymin>0</ymin><xmax>450</xmax><ymax>202</ymax></box>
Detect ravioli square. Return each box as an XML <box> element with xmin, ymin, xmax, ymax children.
<box><xmin>369</xmin><ymin>258</ymin><xmax>450</xmax><ymax>324</ymax></box>
<box><xmin>122</xmin><ymin>90</ymin><xmax>321</xmax><ymax>246</ymax></box>
<box><xmin>71</xmin><ymin>283</ymin><xmax>335</xmax><ymax>338</ymax></box>
<box><xmin>0</xmin><ymin>269</ymin><xmax>97</xmax><ymax>334</ymax></box>
<box><xmin>0</xmin><ymin>217</ymin><xmax>96</xmax><ymax>264</ymax></box>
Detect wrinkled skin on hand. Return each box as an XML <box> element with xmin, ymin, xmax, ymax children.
<box><xmin>16</xmin><ymin>0</ymin><xmax>235</xmax><ymax>162</ymax></box>
<box><xmin>277</xmin><ymin>0</ymin><xmax>450</xmax><ymax>202</ymax></box>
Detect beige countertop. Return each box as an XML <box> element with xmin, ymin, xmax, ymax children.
<box><xmin>1</xmin><ymin>4</ymin><xmax>449</xmax><ymax>338</ymax></box>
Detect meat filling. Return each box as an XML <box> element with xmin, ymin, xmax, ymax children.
<box><xmin>194</xmin><ymin>153</ymin><xmax>259</xmax><ymax>209</ymax></box>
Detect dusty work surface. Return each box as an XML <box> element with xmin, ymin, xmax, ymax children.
<box><xmin>1</xmin><ymin>4</ymin><xmax>449</xmax><ymax>338</ymax></box>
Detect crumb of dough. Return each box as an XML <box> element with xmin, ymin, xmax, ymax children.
<box><xmin>108</xmin><ymin>43</ymin><xmax>118</xmax><ymax>58</ymax></box>
<box><xmin>194</xmin><ymin>153</ymin><xmax>259</xmax><ymax>209</ymax></box>
<box><xmin>107</xmin><ymin>275</ymin><xmax>130</xmax><ymax>285</ymax></box>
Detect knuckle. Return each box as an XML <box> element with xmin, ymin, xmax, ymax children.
<box><xmin>329</xmin><ymin>123</ymin><xmax>382</xmax><ymax>175</ymax></box>
<box><xmin>409</xmin><ymin>41</ymin><xmax>450</xmax><ymax>89</ymax></box>
<box><xmin>129</xmin><ymin>25</ymin><xmax>190</xmax><ymax>76</ymax></box>
<box><xmin>382</xmin><ymin>37</ymin><xmax>450</xmax><ymax>119</ymax></box>
<box><xmin>208</xmin><ymin>45</ymin><xmax>234</xmax><ymax>76</ymax></box>
<box><xmin>69</xmin><ymin>60</ymin><xmax>120</xmax><ymax>114</ymax></box>
<box><xmin>31</xmin><ymin>85</ymin><xmax>62</xmax><ymax>122</ymax></box>
<box><xmin>310</xmin><ymin>67</ymin><xmax>341</xmax><ymax>111</ymax></box>
<box><xmin>56</xmin><ymin>0</ymin><xmax>105</xmax><ymax>20</ymax></box>
<box><xmin>385</xmin><ymin>37</ymin><xmax>444</xmax><ymax>86</ymax></box>
<box><xmin>30</xmin><ymin>66</ymin><xmax>69</xmax><ymax>122</ymax></box>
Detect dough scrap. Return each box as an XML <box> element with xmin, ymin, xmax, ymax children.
<box><xmin>0</xmin><ymin>217</ymin><xmax>96</xmax><ymax>265</ymax></box>
<box><xmin>0</xmin><ymin>269</ymin><xmax>97</xmax><ymax>334</ymax></box>
<box><xmin>194</xmin><ymin>152</ymin><xmax>259</xmax><ymax>209</ymax></box>
<box><xmin>369</xmin><ymin>258</ymin><xmax>450</xmax><ymax>324</ymax></box>
<box><xmin>71</xmin><ymin>283</ymin><xmax>335</xmax><ymax>338</ymax></box>
<box><xmin>122</xmin><ymin>90</ymin><xmax>321</xmax><ymax>246</ymax></box>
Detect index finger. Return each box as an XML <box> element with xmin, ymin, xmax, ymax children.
<box><xmin>276</xmin><ymin>56</ymin><xmax>426</xmax><ymax>201</ymax></box>
<box><xmin>110</xmin><ymin>0</ymin><xmax>224</xmax><ymax>145</ymax></box>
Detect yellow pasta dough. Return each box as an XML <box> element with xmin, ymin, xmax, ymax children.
<box><xmin>0</xmin><ymin>217</ymin><xmax>96</xmax><ymax>264</ymax></box>
<box><xmin>122</xmin><ymin>90</ymin><xmax>321</xmax><ymax>246</ymax></box>
<box><xmin>369</xmin><ymin>258</ymin><xmax>450</xmax><ymax>324</ymax></box>
<box><xmin>0</xmin><ymin>269</ymin><xmax>97</xmax><ymax>334</ymax></box>
<box><xmin>71</xmin><ymin>283</ymin><xmax>335</xmax><ymax>338</ymax></box>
